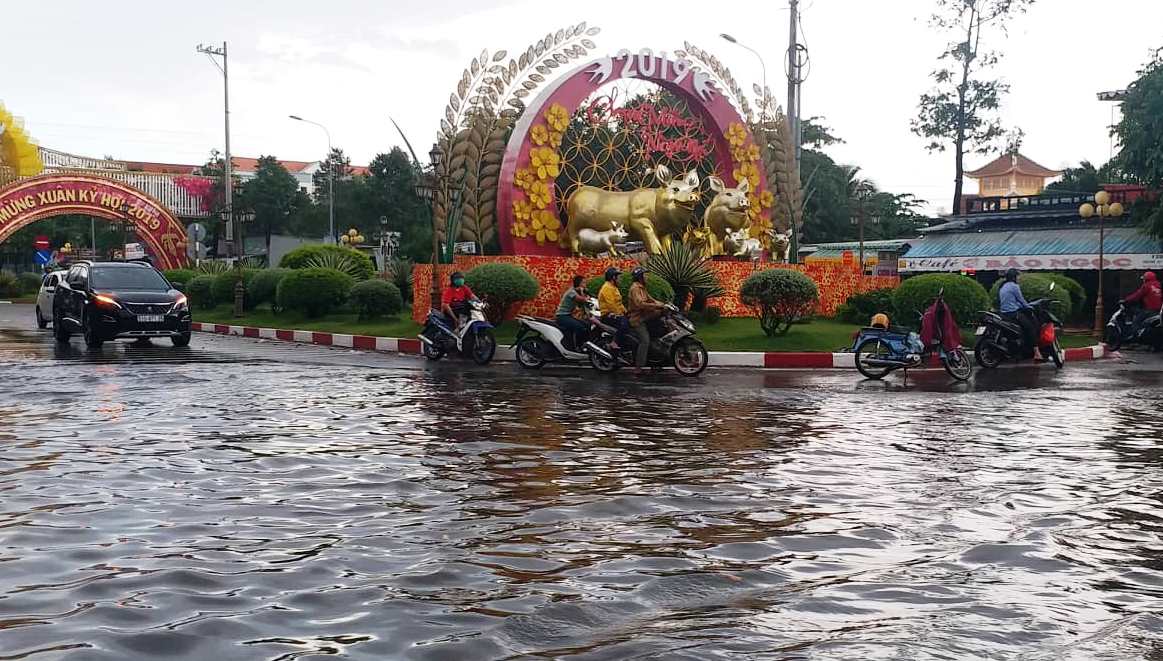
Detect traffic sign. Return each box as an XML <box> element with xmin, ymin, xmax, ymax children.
<box><xmin>34</xmin><ymin>235</ymin><xmax>50</xmax><ymax>250</ymax></box>
<box><xmin>33</xmin><ymin>249</ymin><xmax>52</xmax><ymax>266</ymax></box>
<box><xmin>187</xmin><ymin>222</ymin><xmax>207</xmax><ymax>242</ymax></box>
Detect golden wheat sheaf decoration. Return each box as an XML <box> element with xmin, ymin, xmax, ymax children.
<box><xmin>433</xmin><ymin>23</ymin><xmax>601</xmax><ymax>250</ymax></box>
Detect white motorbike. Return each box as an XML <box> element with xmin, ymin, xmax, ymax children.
<box><xmin>513</xmin><ymin>299</ymin><xmax>617</xmax><ymax>369</ymax></box>
<box><xmin>419</xmin><ymin>299</ymin><xmax>497</xmax><ymax>365</ymax></box>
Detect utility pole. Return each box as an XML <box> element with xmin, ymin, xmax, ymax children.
<box><xmin>196</xmin><ymin>41</ymin><xmax>239</xmax><ymax>261</ymax></box>
<box><xmin>787</xmin><ymin>0</ymin><xmax>800</xmax><ymax>171</ymax></box>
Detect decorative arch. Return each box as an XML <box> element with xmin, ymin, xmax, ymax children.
<box><xmin>498</xmin><ymin>50</ymin><xmax>771</xmax><ymax>255</ymax></box>
<box><xmin>0</xmin><ymin>173</ymin><xmax>188</xmax><ymax>269</ymax></box>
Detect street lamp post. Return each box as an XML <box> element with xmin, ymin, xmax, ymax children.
<box><xmin>289</xmin><ymin>115</ymin><xmax>335</xmax><ymax>244</ymax></box>
<box><xmin>1079</xmin><ymin>190</ymin><xmax>1125</xmax><ymax>336</ymax></box>
<box><xmin>720</xmin><ymin>34</ymin><xmax>768</xmax><ymax>117</ymax></box>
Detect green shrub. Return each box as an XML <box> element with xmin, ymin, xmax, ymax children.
<box><xmin>0</xmin><ymin>272</ymin><xmax>21</xmax><ymax>298</ymax></box>
<box><xmin>584</xmin><ymin>273</ymin><xmax>675</xmax><ymax>305</ymax></box>
<box><xmin>18</xmin><ymin>272</ymin><xmax>42</xmax><ymax>295</ymax></box>
<box><xmin>465</xmin><ymin>263</ymin><xmax>540</xmax><ymax>323</ymax></box>
<box><xmin>836</xmin><ymin>288</ymin><xmax>896</xmax><ymax>324</ymax></box>
<box><xmin>349</xmin><ymin>279</ymin><xmax>403</xmax><ymax>320</ymax></box>
<box><xmin>1045</xmin><ymin>273</ymin><xmax>1086</xmax><ymax>319</ymax></box>
<box><xmin>387</xmin><ymin>257</ymin><xmax>414</xmax><ymax>301</ymax></box>
<box><xmin>186</xmin><ymin>275</ymin><xmax>216</xmax><ymax>310</ymax></box>
<box><xmin>248</xmin><ymin>268</ymin><xmax>291</xmax><ymax>312</ymax></box>
<box><xmin>893</xmin><ymin>273</ymin><xmax>989</xmax><ymax>327</ymax></box>
<box><xmin>164</xmin><ymin>269</ymin><xmax>197</xmax><ymax>290</ymax></box>
<box><xmin>196</xmin><ymin>260</ymin><xmax>232</xmax><ymax>275</ymax></box>
<box><xmin>739</xmin><ymin>268</ymin><xmax>820</xmax><ymax>336</ymax></box>
<box><xmin>280</xmin><ymin>244</ymin><xmax>374</xmax><ymax>281</ymax></box>
<box><xmin>702</xmin><ymin>306</ymin><xmax>722</xmax><ymax>324</ymax></box>
<box><xmin>276</xmin><ymin>267</ymin><xmax>354</xmax><ymax>318</ymax></box>
<box><xmin>988</xmin><ymin>273</ymin><xmax>1074</xmax><ymax>318</ymax></box>
<box><xmin>211</xmin><ymin>269</ymin><xmax>259</xmax><ymax>307</ymax></box>
<box><xmin>645</xmin><ymin>242</ymin><xmax>726</xmax><ymax>309</ymax></box>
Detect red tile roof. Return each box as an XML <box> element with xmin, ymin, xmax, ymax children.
<box><xmin>117</xmin><ymin>157</ymin><xmax>367</xmax><ymax>175</ymax></box>
<box><xmin>965</xmin><ymin>152</ymin><xmax>1062</xmax><ymax>178</ymax></box>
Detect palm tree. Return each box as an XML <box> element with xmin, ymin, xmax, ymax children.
<box><xmin>843</xmin><ymin>166</ymin><xmax>877</xmax><ymax>270</ymax></box>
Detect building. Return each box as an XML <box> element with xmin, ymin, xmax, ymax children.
<box><xmin>119</xmin><ymin>157</ymin><xmax>370</xmax><ymax>197</ymax></box>
<box><xmin>964</xmin><ymin>151</ymin><xmax>1062</xmax><ymax>199</ymax></box>
<box><xmin>800</xmin><ymin>239</ymin><xmax>911</xmax><ymax>276</ymax></box>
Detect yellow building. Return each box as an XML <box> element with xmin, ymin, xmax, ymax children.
<box><xmin>965</xmin><ymin>152</ymin><xmax>1061</xmax><ymax>197</ymax></box>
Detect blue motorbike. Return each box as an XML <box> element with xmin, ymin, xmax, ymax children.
<box><xmin>418</xmin><ymin>299</ymin><xmax>496</xmax><ymax>365</ymax></box>
<box><xmin>851</xmin><ymin>290</ymin><xmax>973</xmax><ymax>382</ymax></box>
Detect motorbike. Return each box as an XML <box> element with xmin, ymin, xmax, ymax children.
<box><xmin>1104</xmin><ymin>300</ymin><xmax>1163</xmax><ymax>351</ymax></box>
<box><xmin>589</xmin><ymin>303</ymin><xmax>709</xmax><ymax>377</ymax></box>
<box><xmin>853</xmin><ymin>289</ymin><xmax>973</xmax><ymax>382</ymax></box>
<box><xmin>418</xmin><ymin>299</ymin><xmax>497</xmax><ymax>365</ymax></box>
<box><xmin>974</xmin><ymin>282</ymin><xmax>1064</xmax><ymax>369</ymax></box>
<box><xmin>512</xmin><ymin>299</ymin><xmax>617</xmax><ymax>369</ymax></box>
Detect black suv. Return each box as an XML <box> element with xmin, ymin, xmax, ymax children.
<box><xmin>54</xmin><ymin>260</ymin><xmax>191</xmax><ymax>348</ymax></box>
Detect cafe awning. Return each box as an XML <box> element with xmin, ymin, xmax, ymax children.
<box><xmin>900</xmin><ymin>226</ymin><xmax>1163</xmax><ymax>272</ymax></box>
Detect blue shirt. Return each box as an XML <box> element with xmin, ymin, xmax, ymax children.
<box><xmin>999</xmin><ymin>281</ymin><xmax>1030</xmax><ymax>313</ymax></box>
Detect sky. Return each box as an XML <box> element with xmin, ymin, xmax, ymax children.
<box><xmin>3</xmin><ymin>0</ymin><xmax>1161</xmax><ymax>214</ymax></box>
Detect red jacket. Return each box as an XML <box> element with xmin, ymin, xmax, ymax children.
<box><xmin>920</xmin><ymin>299</ymin><xmax>962</xmax><ymax>351</ymax></box>
<box><xmin>1125</xmin><ymin>280</ymin><xmax>1162</xmax><ymax>311</ymax></box>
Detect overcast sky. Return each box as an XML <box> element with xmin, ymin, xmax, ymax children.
<box><xmin>5</xmin><ymin>0</ymin><xmax>1161</xmax><ymax>213</ymax></box>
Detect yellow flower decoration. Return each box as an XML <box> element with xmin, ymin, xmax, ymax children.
<box><xmin>734</xmin><ymin>161</ymin><xmax>760</xmax><ymax>189</ymax></box>
<box><xmin>515</xmin><ymin>167</ymin><xmax>535</xmax><ymax>191</ymax></box>
<box><xmin>760</xmin><ymin>190</ymin><xmax>774</xmax><ymax>208</ymax></box>
<box><xmin>531</xmin><ymin>124</ymin><xmax>549</xmax><ymax>146</ymax></box>
<box><xmin>527</xmin><ymin>180</ymin><xmax>551</xmax><ymax>209</ymax></box>
<box><xmin>530</xmin><ymin>147</ymin><xmax>560</xmax><ymax>179</ymax></box>
<box><xmin>531</xmin><ymin>209</ymin><xmax>561</xmax><ymax>243</ymax></box>
<box><xmin>545</xmin><ymin>103</ymin><xmax>570</xmax><ymax>132</ymax></box>
<box><xmin>512</xmin><ymin>197</ymin><xmax>532</xmax><ymax>223</ymax></box>
<box><xmin>744</xmin><ymin>143</ymin><xmax>761</xmax><ymax>162</ymax></box>
<box><xmin>0</xmin><ymin>103</ymin><xmax>45</xmax><ymax>177</ymax></box>
<box><xmin>548</xmin><ymin>131</ymin><xmax>563</xmax><ymax>150</ymax></box>
<box><xmin>511</xmin><ymin>221</ymin><xmax>530</xmax><ymax>238</ymax></box>
<box><xmin>727</xmin><ymin>122</ymin><xmax>748</xmax><ymax>148</ymax></box>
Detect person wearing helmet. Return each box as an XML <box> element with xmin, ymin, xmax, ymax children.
<box><xmin>441</xmin><ymin>270</ymin><xmax>477</xmax><ymax>329</ymax></box>
<box><xmin>1124</xmin><ymin>271</ymin><xmax>1162</xmax><ymax>330</ymax></box>
<box><xmin>598</xmin><ymin>266</ymin><xmax>628</xmax><ymax>350</ymax></box>
<box><xmin>999</xmin><ymin>268</ymin><xmax>1037</xmax><ymax>358</ymax></box>
<box><xmin>627</xmin><ymin>266</ymin><xmax>666</xmax><ymax>374</ymax></box>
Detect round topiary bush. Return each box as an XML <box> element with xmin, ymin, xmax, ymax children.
<box><xmin>0</xmin><ymin>272</ymin><xmax>21</xmax><ymax>299</ymax></box>
<box><xmin>893</xmin><ymin>273</ymin><xmax>989</xmax><ymax>327</ymax></box>
<box><xmin>163</xmin><ymin>269</ymin><xmax>197</xmax><ymax>291</ymax></box>
<box><xmin>465</xmin><ymin>263</ymin><xmax>540</xmax><ymax>323</ymax></box>
<box><xmin>211</xmin><ymin>269</ymin><xmax>259</xmax><ymax>307</ymax></box>
<box><xmin>836</xmin><ymin>288</ymin><xmax>896</xmax><ymax>325</ymax></box>
<box><xmin>279</xmin><ymin>244</ymin><xmax>374</xmax><ymax>281</ymax></box>
<box><xmin>584</xmin><ymin>272</ymin><xmax>676</xmax><ymax>305</ymax></box>
<box><xmin>276</xmin><ymin>267</ymin><xmax>354</xmax><ymax>318</ymax></box>
<box><xmin>739</xmin><ymin>268</ymin><xmax>820</xmax><ymax>336</ymax></box>
<box><xmin>18</xmin><ymin>272</ymin><xmax>43</xmax><ymax>295</ymax></box>
<box><xmin>349</xmin><ymin>279</ymin><xmax>403</xmax><ymax>320</ymax></box>
<box><xmin>186</xmin><ymin>275</ymin><xmax>216</xmax><ymax>310</ymax></box>
<box><xmin>248</xmin><ymin>268</ymin><xmax>291</xmax><ymax>312</ymax></box>
<box><xmin>988</xmin><ymin>273</ymin><xmax>1074</xmax><ymax>318</ymax></box>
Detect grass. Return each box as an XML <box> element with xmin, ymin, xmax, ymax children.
<box><xmin>194</xmin><ymin>305</ymin><xmax>1100</xmax><ymax>353</ymax></box>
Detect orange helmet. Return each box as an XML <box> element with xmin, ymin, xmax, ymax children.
<box><xmin>871</xmin><ymin>313</ymin><xmax>890</xmax><ymax>329</ymax></box>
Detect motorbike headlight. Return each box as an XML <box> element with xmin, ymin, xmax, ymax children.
<box><xmin>677</xmin><ymin>317</ymin><xmax>695</xmax><ymax>332</ymax></box>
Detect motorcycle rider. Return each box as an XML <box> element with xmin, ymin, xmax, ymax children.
<box><xmin>555</xmin><ymin>275</ymin><xmax>592</xmax><ymax>350</ymax></box>
<box><xmin>441</xmin><ymin>271</ymin><xmax>477</xmax><ymax>329</ymax></box>
<box><xmin>1123</xmin><ymin>271</ymin><xmax>1162</xmax><ymax>331</ymax></box>
<box><xmin>627</xmin><ymin>266</ymin><xmax>666</xmax><ymax>375</ymax></box>
<box><xmin>999</xmin><ymin>268</ymin><xmax>1038</xmax><ymax>359</ymax></box>
<box><xmin>598</xmin><ymin>267</ymin><xmax>628</xmax><ymax>350</ymax></box>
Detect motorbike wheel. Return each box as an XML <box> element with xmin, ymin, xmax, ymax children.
<box><xmin>589</xmin><ymin>339</ymin><xmax>621</xmax><ymax>372</ymax></box>
<box><xmin>943</xmin><ymin>347</ymin><xmax>973</xmax><ymax>381</ymax></box>
<box><xmin>516</xmin><ymin>337</ymin><xmax>546</xmax><ymax>369</ymax></box>
<box><xmin>470</xmin><ymin>329</ymin><xmax>496</xmax><ymax>365</ymax></box>
<box><xmin>1104</xmin><ymin>326</ymin><xmax>1122</xmax><ymax>351</ymax></box>
<box><xmin>672</xmin><ymin>338</ymin><xmax>709</xmax><ymax>376</ymax></box>
<box><xmin>854</xmin><ymin>338</ymin><xmax>893</xmax><ymax>380</ymax></box>
<box><xmin>975</xmin><ymin>342</ymin><xmax>1002</xmax><ymax>369</ymax></box>
<box><xmin>421</xmin><ymin>332</ymin><xmax>446</xmax><ymax>360</ymax></box>
<box><xmin>1047</xmin><ymin>339</ymin><xmax>1064</xmax><ymax>369</ymax></box>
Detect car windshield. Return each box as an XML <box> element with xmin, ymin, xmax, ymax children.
<box><xmin>90</xmin><ymin>267</ymin><xmax>170</xmax><ymax>291</ymax></box>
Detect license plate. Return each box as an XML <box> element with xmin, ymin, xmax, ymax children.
<box><xmin>137</xmin><ymin>314</ymin><xmax>164</xmax><ymax>324</ymax></box>
<box><xmin>975</xmin><ymin>326</ymin><xmax>986</xmax><ymax>335</ymax></box>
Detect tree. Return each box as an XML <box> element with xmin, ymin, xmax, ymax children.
<box><xmin>912</xmin><ymin>0</ymin><xmax>1033</xmax><ymax>215</ymax></box>
<box><xmin>800</xmin><ymin>116</ymin><xmax>845</xmax><ymax>150</ymax></box>
<box><xmin>366</xmin><ymin>147</ymin><xmax>432</xmax><ymax>262</ymax></box>
<box><xmin>1043</xmin><ymin>160</ymin><xmax>1101</xmax><ymax>194</ymax></box>
<box><xmin>240</xmin><ymin>156</ymin><xmax>303</xmax><ymax>258</ymax></box>
<box><xmin>1113</xmin><ymin>55</ymin><xmax>1163</xmax><ymax>236</ymax></box>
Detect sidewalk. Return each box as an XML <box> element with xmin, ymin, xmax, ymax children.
<box><xmin>191</xmin><ymin>322</ymin><xmax>1108</xmax><ymax>369</ymax></box>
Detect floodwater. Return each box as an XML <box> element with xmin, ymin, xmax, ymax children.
<box><xmin>1</xmin><ymin>320</ymin><xmax>1162</xmax><ymax>659</ymax></box>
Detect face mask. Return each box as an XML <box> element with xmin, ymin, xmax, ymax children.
<box><xmin>453</xmin><ymin>278</ymin><xmax>465</xmax><ymax>287</ymax></box>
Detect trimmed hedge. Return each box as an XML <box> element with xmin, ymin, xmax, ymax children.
<box><xmin>465</xmin><ymin>263</ymin><xmax>540</xmax><ymax>323</ymax></box>
<box><xmin>584</xmin><ymin>273</ymin><xmax>675</xmax><ymax>306</ymax></box>
<box><xmin>739</xmin><ymin>268</ymin><xmax>819</xmax><ymax>336</ymax></box>
<box><xmin>350</xmin><ymin>279</ymin><xmax>404</xmax><ymax>319</ymax></box>
<box><xmin>893</xmin><ymin>274</ymin><xmax>989</xmax><ymax>327</ymax></box>
<box><xmin>276</xmin><ymin>267</ymin><xmax>354</xmax><ymax>318</ymax></box>
<box><xmin>835</xmin><ymin>288</ymin><xmax>896</xmax><ymax>325</ymax></box>
<box><xmin>186</xmin><ymin>275</ymin><xmax>216</xmax><ymax>310</ymax></box>
<box><xmin>280</xmin><ymin>244</ymin><xmax>374</xmax><ymax>281</ymax></box>
<box><xmin>248</xmin><ymin>268</ymin><xmax>291</xmax><ymax>311</ymax></box>
<box><xmin>0</xmin><ymin>272</ymin><xmax>20</xmax><ymax>298</ymax></box>
<box><xmin>18</xmin><ymin>272</ymin><xmax>42</xmax><ymax>295</ymax></box>
<box><xmin>163</xmin><ymin>269</ymin><xmax>197</xmax><ymax>291</ymax></box>
<box><xmin>211</xmin><ymin>269</ymin><xmax>259</xmax><ymax>307</ymax></box>
<box><xmin>989</xmin><ymin>273</ymin><xmax>1074</xmax><ymax>318</ymax></box>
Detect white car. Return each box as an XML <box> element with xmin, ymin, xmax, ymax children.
<box><xmin>35</xmin><ymin>270</ymin><xmax>67</xmax><ymax>329</ymax></box>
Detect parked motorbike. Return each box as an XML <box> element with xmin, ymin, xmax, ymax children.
<box><xmin>590</xmin><ymin>304</ymin><xmax>709</xmax><ymax>377</ymax></box>
<box><xmin>513</xmin><ymin>299</ymin><xmax>617</xmax><ymax>369</ymax></box>
<box><xmin>418</xmin><ymin>299</ymin><xmax>497</xmax><ymax>365</ymax></box>
<box><xmin>1104</xmin><ymin>300</ymin><xmax>1163</xmax><ymax>351</ymax></box>
<box><xmin>853</xmin><ymin>289</ymin><xmax>973</xmax><ymax>382</ymax></box>
<box><xmin>974</xmin><ymin>282</ymin><xmax>1064</xmax><ymax>369</ymax></box>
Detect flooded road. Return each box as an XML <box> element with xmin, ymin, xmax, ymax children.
<box><xmin>1</xmin><ymin>305</ymin><xmax>1162</xmax><ymax>659</ymax></box>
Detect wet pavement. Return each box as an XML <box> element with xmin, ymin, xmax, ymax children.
<box><xmin>1</xmin><ymin>303</ymin><xmax>1162</xmax><ymax>660</ymax></box>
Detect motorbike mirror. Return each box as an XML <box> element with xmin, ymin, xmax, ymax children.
<box><xmin>1048</xmin><ymin>282</ymin><xmax>1056</xmax><ymax>291</ymax></box>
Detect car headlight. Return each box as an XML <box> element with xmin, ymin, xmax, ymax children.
<box><xmin>172</xmin><ymin>295</ymin><xmax>189</xmax><ymax>311</ymax></box>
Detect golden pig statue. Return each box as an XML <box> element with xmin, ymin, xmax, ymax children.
<box><xmin>702</xmin><ymin>176</ymin><xmax>750</xmax><ymax>255</ymax></box>
<box><xmin>565</xmin><ymin>165</ymin><xmax>700</xmax><ymax>255</ymax></box>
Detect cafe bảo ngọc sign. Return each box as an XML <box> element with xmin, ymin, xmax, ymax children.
<box><xmin>901</xmin><ymin>254</ymin><xmax>1163</xmax><ymax>272</ymax></box>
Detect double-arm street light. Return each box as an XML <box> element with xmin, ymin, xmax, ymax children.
<box><xmin>289</xmin><ymin>115</ymin><xmax>335</xmax><ymax>244</ymax></box>
<box><xmin>1079</xmin><ymin>190</ymin><xmax>1125</xmax><ymax>335</ymax></box>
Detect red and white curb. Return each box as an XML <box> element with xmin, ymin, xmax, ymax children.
<box><xmin>192</xmin><ymin>322</ymin><xmax>1107</xmax><ymax>369</ymax></box>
